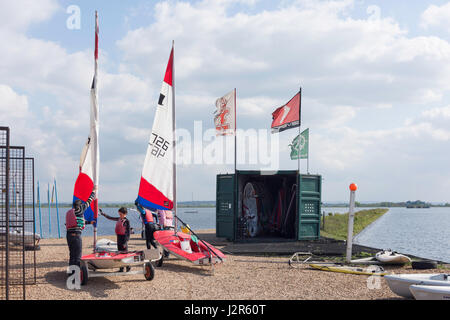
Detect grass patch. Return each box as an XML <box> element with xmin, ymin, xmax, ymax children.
<box><xmin>320</xmin><ymin>208</ymin><xmax>389</xmax><ymax>241</ymax></box>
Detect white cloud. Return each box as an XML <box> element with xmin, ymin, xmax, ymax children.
<box><xmin>118</xmin><ymin>0</ymin><xmax>450</xmax><ymax>113</ymax></box>
<box><xmin>0</xmin><ymin>0</ymin><xmax>59</xmax><ymax>31</ymax></box>
<box><xmin>0</xmin><ymin>1</ymin><xmax>156</xmax><ymax>202</ymax></box>
<box><xmin>0</xmin><ymin>85</ymin><xmax>29</xmax><ymax>118</ymax></box>
<box><xmin>3</xmin><ymin>0</ymin><xmax>450</xmax><ymax>203</ymax></box>
<box><xmin>421</xmin><ymin>2</ymin><xmax>450</xmax><ymax>33</ymax></box>
<box><xmin>422</xmin><ymin>105</ymin><xmax>450</xmax><ymax>119</ymax></box>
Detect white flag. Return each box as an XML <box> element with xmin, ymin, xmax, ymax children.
<box><xmin>214</xmin><ymin>89</ymin><xmax>236</xmax><ymax>136</ymax></box>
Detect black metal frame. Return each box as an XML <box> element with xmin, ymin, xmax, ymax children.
<box><xmin>7</xmin><ymin>145</ymin><xmax>26</xmax><ymax>300</ymax></box>
<box><xmin>0</xmin><ymin>126</ymin><xmax>36</xmax><ymax>300</ymax></box>
<box><xmin>24</xmin><ymin>158</ymin><xmax>37</xmax><ymax>285</ymax></box>
<box><xmin>0</xmin><ymin>127</ymin><xmax>10</xmax><ymax>300</ymax></box>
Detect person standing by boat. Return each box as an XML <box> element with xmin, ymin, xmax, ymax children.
<box><xmin>135</xmin><ymin>201</ymin><xmax>158</xmax><ymax>249</ymax></box>
<box><xmin>157</xmin><ymin>209</ymin><xmax>174</xmax><ymax>230</ymax></box>
<box><xmin>66</xmin><ymin>187</ymin><xmax>97</xmax><ymax>269</ymax></box>
<box><xmin>100</xmin><ymin>207</ymin><xmax>132</xmax><ymax>272</ymax></box>
<box><xmin>100</xmin><ymin>207</ymin><xmax>131</xmax><ymax>252</ymax></box>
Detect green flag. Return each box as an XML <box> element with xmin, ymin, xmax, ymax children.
<box><xmin>290</xmin><ymin>128</ymin><xmax>309</xmax><ymax>160</ymax></box>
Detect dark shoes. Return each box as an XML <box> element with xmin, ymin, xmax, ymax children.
<box><xmin>119</xmin><ymin>266</ymin><xmax>131</xmax><ymax>272</ymax></box>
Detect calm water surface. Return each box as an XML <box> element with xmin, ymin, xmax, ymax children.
<box><xmin>323</xmin><ymin>207</ymin><xmax>450</xmax><ymax>263</ymax></box>
<box><xmin>36</xmin><ymin>206</ymin><xmax>216</xmax><ymax>239</ymax></box>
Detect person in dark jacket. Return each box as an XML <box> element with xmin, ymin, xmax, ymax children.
<box><xmin>100</xmin><ymin>207</ymin><xmax>132</xmax><ymax>272</ymax></box>
<box><xmin>66</xmin><ymin>187</ymin><xmax>97</xmax><ymax>269</ymax></box>
<box><xmin>135</xmin><ymin>201</ymin><xmax>158</xmax><ymax>249</ymax></box>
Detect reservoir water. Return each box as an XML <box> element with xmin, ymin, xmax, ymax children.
<box><xmin>37</xmin><ymin>206</ymin><xmax>450</xmax><ymax>263</ymax></box>
<box><xmin>324</xmin><ymin>207</ymin><xmax>450</xmax><ymax>263</ymax></box>
<box><xmin>35</xmin><ymin>206</ymin><xmax>215</xmax><ymax>239</ymax></box>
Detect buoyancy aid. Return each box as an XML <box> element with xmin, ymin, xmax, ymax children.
<box><xmin>115</xmin><ymin>219</ymin><xmax>127</xmax><ymax>235</ymax></box>
<box><xmin>144</xmin><ymin>209</ymin><xmax>154</xmax><ymax>223</ymax></box>
<box><xmin>158</xmin><ymin>210</ymin><xmax>174</xmax><ymax>228</ymax></box>
<box><xmin>65</xmin><ymin>209</ymin><xmax>77</xmax><ymax>229</ymax></box>
<box><xmin>66</xmin><ymin>208</ymin><xmax>86</xmax><ymax>230</ymax></box>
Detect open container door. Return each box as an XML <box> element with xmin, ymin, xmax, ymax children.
<box><xmin>297</xmin><ymin>174</ymin><xmax>322</xmax><ymax>240</ymax></box>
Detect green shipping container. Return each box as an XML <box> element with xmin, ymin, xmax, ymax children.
<box><xmin>216</xmin><ymin>170</ymin><xmax>321</xmax><ymax>241</ymax></box>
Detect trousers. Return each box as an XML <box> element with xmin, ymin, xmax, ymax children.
<box><xmin>145</xmin><ymin>223</ymin><xmax>158</xmax><ymax>249</ymax></box>
<box><xmin>66</xmin><ymin>231</ymin><xmax>82</xmax><ymax>267</ymax></box>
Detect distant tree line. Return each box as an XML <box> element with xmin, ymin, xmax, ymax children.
<box><xmin>40</xmin><ymin>201</ymin><xmax>217</xmax><ymax>208</ymax></box>
<box><xmin>323</xmin><ymin>201</ymin><xmax>450</xmax><ymax>208</ymax></box>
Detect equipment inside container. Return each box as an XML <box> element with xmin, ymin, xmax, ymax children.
<box><xmin>237</xmin><ymin>173</ymin><xmax>298</xmax><ymax>241</ymax></box>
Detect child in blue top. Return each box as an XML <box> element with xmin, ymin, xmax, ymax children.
<box><xmin>135</xmin><ymin>201</ymin><xmax>158</xmax><ymax>249</ymax></box>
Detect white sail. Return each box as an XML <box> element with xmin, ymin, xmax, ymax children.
<box><xmin>73</xmin><ymin>11</ymin><xmax>99</xmax><ymax>231</ymax></box>
<box><xmin>136</xmin><ymin>45</ymin><xmax>175</xmax><ymax>211</ymax></box>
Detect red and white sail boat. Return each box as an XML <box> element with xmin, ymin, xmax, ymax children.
<box><xmin>136</xmin><ymin>43</ymin><xmax>225</xmax><ymax>266</ymax></box>
<box><xmin>77</xmin><ymin>13</ymin><xmax>160</xmax><ymax>285</ymax></box>
<box><xmin>73</xmin><ymin>11</ymin><xmax>100</xmax><ymax>247</ymax></box>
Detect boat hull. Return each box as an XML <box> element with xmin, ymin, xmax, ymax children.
<box><xmin>95</xmin><ymin>238</ymin><xmax>118</xmax><ymax>252</ymax></box>
<box><xmin>375</xmin><ymin>250</ymin><xmax>411</xmax><ymax>265</ymax></box>
<box><xmin>81</xmin><ymin>248</ymin><xmax>161</xmax><ymax>270</ymax></box>
<box><xmin>384</xmin><ymin>274</ymin><xmax>450</xmax><ymax>298</ymax></box>
<box><xmin>410</xmin><ymin>285</ymin><xmax>450</xmax><ymax>300</ymax></box>
<box><xmin>0</xmin><ymin>228</ymin><xmax>40</xmax><ymax>247</ymax></box>
<box><xmin>153</xmin><ymin>230</ymin><xmax>225</xmax><ymax>265</ymax></box>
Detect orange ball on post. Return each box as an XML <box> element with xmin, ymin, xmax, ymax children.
<box><xmin>349</xmin><ymin>183</ymin><xmax>358</xmax><ymax>191</ymax></box>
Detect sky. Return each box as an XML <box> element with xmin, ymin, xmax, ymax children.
<box><xmin>2</xmin><ymin>0</ymin><xmax>450</xmax><ymax>203</ymax></box>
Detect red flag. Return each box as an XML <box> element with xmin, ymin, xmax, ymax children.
<box><xmin>271</xmin><ymin>92</ymin><xmax>301</xmax><ymax>133</ymax></box>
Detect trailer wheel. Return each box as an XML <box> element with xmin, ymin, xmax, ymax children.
<box><xmin>80</xmin><ymin>264</ymin><xmax>88</xmax><ymax>286</ymax></box>
<box><xmin>156</xmin><ymin>255</ymin><xmax>164</xmax><ymax>267</ymax></box>
<box><xmin>144</xmin><ymin>262</ymin><xmax>155</xmax><ymax>281</ymax></box>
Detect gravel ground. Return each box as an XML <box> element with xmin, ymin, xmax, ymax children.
<box><xmin>25</xmin><ymin>233</ymin><xmax>450</xmax><ymax>300</ymax></box>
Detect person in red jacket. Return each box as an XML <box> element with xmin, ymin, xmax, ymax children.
<box><xmin>100</xmin><ymin>207</ymin><xmax>132</xmax><ymax>272</ymax></box>
<box><xmin>66</xmin><ymin>187</ymin><xmax>97</xmax><ymax>269</ymax></box>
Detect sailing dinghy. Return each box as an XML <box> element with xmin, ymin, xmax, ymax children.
<box><xmin>77</xmin><ymin>13</ymin><xmax>161</xmax><ymax>285</ymax></box>
<box><xmin>135</xmin><ymin>43</ymin><xmax>225</xmax><ymax>267</ymax></box>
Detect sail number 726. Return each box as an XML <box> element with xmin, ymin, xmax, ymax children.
<box><xmin>149</xmin><ymin>133</ymin><xmax>170</xmax><ymax>158</ymax></box>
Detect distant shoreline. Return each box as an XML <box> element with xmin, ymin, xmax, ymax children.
<box><xmin>23</xmin><ymin>201</ymin><xmax>450</xmax><ymax>208</ymax></box>
<box><xmin>31</xmin><ymin>202</ymin><xmax>216</xmax><ymax>208</ymax></box>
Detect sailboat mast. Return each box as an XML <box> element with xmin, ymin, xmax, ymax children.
<box><xmin>93</xmin><ymin>10</ymin><xmax>99</xmax><ymax>250</ymax></box>
<box><xmin>172</xmin><ymin>40</ymin><xmax>177</xmax><ymax>233</ymax></box>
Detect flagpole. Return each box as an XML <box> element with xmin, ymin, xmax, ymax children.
<box><xmin>296</xmin><ymin>87</ymin><xmax>302</xmax><ymax>240</ymax></box>
<box><xmin>172</xmin><ymin>40</ymin><xmax>177</xmax><ymax>234</ymax></box>
<box><xmin>298</xmin><ymin>87</ymin><xmax>302</xmax><ymax>175</ymax></box>
<box><xmin>234</xmin><ymin>88</ymin><xmax>237</xmax><ymax>174</ymax></box>
<box><xmin>307</xmin><ymin>129</ymin><xmax>310</xmax><ymax>174</ymax></box>
<box><xmin>93</xmin><ymin>10</ymin><xmax>99</xmax><ymax>251</ymax></box>
<box><xmin>234</xmin><ymin>88</ymin><xmax>237</xmax><ymax>241</ymax></box>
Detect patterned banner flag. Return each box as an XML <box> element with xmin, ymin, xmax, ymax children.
<box><xmin>214</xmin><ymin>89</ymin><xmax>236</xmax><ymax>136</ymax></box>
<box><xmin>290</xmin><ymin>128</ymin><xmax>309</xmax><ymax>160</ymax></box>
